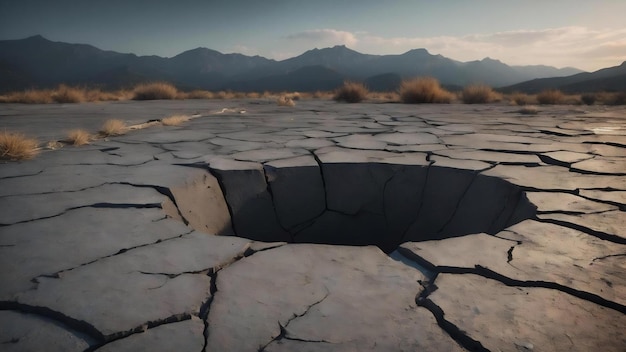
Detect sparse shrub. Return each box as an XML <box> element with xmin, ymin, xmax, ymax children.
<box><xmin>161</xmin><ymin>115</ymin><xmax>190</xmax><ymax>126</ymax></box>
<box><xmin>99</xmin><ymin>119</ymin><xmax>127</xmax><ymax>137</ymax></box>
<box><xmin>132</xmin><ymin>82</ymin><xmax>178</xmax><ymax>100</ymax></box>
<box><xmin>509</xmin><ymin>92</ymin><xmax>532</xmax><ymax>105</ymax></box>
<box><xmin>334</xmin><ymin>81</ymin><xmax>368</xmax><ymax>103</ymax></box>
<box><xmin>186</xmin><ymin>90</ymin><xmax>214</xmax><ymax>99</ymax></box>
<box><xmin>0</xmin><ymin>131</ymin><xmax>39</xmax><ymax>160</ymax></box>
<box><xmin>84</xmin><ymin>89</ymin><xmax>121</xmax><ymax>102</ymax></box>
<box><xmin>313</xmin><ymin>91</ymin><xmax>333</xmax><ymax>99</ymax></box>
<box><xmin>605</xmin><ymin>92</ymin><xmax>626</xmax><ymax>105</ymax></box>
<box><xmin>51</xmin><ymin>85</ymin><xmax>85</xmax><ymax>103</ymax></box>
<box><xmin>462</xmin><ymin>84</ymin><xmax>495</xmax><ymax>104</ymax></box>
<box><xmin>246</xmin><ymin>92</ymin><xmax>261</xmax><ymax>99</ymax></box>
<box><xmin>367</xmin><ymin>91</ymin><xmax>400</xmax><ymax>101</ymax></box>
<box><xmin>0</xmin><ymin>90</ymin><xmax>53</xmax><ymax>104</ymax></box>
<box><xmin>517</xmin><ymin>106</ymin><xmax>539</xmax><ymax>115</ymax></box>
<box><xmin>580</xmin><ymin>93</ymin><xmax>596</xmax><ymax>105</ymax></box>
<box><xmin>399</xmin><ymin>77</ymin><xmax>453</xmax><ymax>104</ymax></box>
<box><xmin>215</xmin><ymin>91</ymin><xmax>234</xmax><ymax>99</ymax></box>
<box><xmin>65</xmin><ymin>129</ymin><xmax>91</xmax><ymax>145</ymax></box>
<box><xmin>277</xmin><ymin>95</ymin><xmax>296</xmax><ymax>107</ymax></box>
<box><xmin>46</xmin><ymin>140</ymin><xmax>63</xmax><ymax>150</ymax></box>
<box><xmin>536</xmin><ymin>89</ymin><xmax>564</xmax><ymax>105</ymax></box>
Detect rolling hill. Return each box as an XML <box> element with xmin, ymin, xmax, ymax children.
<box><xmin>501</xmin><ymin>61</ymin><xmax>626</xmax><ymax>93</ymax></box>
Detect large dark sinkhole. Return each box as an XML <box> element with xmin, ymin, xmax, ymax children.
<box><xmin>172</xmin><ymin>163</ymin><xmax>537</xmax><ymax>253</ymax></box>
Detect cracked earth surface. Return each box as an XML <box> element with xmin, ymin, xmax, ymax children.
<box><xmin>1</xmin><ymin>100</ymin><xmax>625</xmax><ymax>351</ymax></box>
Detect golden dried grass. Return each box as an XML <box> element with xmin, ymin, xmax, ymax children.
<box><xmin>598</xmin><ymin>91</ymin><xmax>626</xmax><ymax>105</ymax></box>
<box><xmin>185</xmin><ymin>90</ymin><xmax>214</xmax><ymax>99</ymax></box>
<box><xmin>215</xmin><ymin>91</ymin><xmax>235</xmax><ymax>99</ymax></box>
<box><xmin>334</xmin><ymin>81</ymin><xmax>368</xmax><ymax>103</ymax></box>
<box><xmin>132</xmin><ymin>82</ymin><xmax>178</xmax><ymax>100</ymax></box>
<box><xmin>517</xmin><ymin>106</ymin><xmax>539</xmax><ymax>115</ymax></box>
<box><xmin>508</xmin><ymin>92</ymin><xmax>534</xmax><ymax>106</ymax></box>
<box><xmin>51</xmin><ymin>85</ymin><xmax>85</xmax><ymax>103</ymax></box>
<box><xmin>84</xmin><ymin>89</ymin><xmax>122</xmax><ymax>102</ymax></box>
<box><xmin>0</xmin><ymin>131</ymin><xmax>39</xmax><ymax>160</ymax></box>
<box><xmin>399</xmin><ymin>77</ymin><xmax>453</xmax><ymax>104</ymax></box>
<box><xmin>277</xmin><ymin>95</ymin><xmax>296</xmax><ymax>107</ymax></box>
<box><xmin>161</xmin><ymin>115</ymin><xmax>190</xmax><ymax>126</ymax></box>
<box><xmin>462</xmin><ymin>84</ymin><xmax>496</xmax><ymax>104</ymax></box>
<box><xmin>65</xmin><ymin>129</ymin><xmax>91</xmax><ymax>145</ymax></box>
<box><xmin>536</xmin><ymin>89</ymin><xmax>564</xmax><ymax>105</ymax></box>
<box><xmin>99</xmin><ymin>119</ymin><xmax>127</xmax><ymax>137</ymax></box>
<box><xmin>367</xmin><ymin>91</ymin><xmax>400</xmax><ymax>101</ymax></box>
<box><xmin>0</xmin><ymin>89</ymin><xmax>53</xmax><ymax>104</ymax></box>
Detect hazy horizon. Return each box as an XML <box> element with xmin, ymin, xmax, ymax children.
<box><xmin>2</xmin><ymin>0</ymin><xmax>625</xmax><ymax>71</ymax></box>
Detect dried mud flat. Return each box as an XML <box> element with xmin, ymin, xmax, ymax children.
<box><xmin>1</xmin><ymin>100</ymin><xmax>625</xmax><ymax>352</ymax></box>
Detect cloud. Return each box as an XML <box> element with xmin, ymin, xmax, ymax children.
<box><xmin>353</xmin><ymin>26</ymin><xmax>626</xmax><ymax>71</ymax></box>
<box><xmin>286</xmin><ymin>29</ymin><xmax>357</xmax><ymax>47</ymax></box>
<box><xmin>276</xmin><ymin>27</ymin><xmax>625</xmax><ymax>70</ymax></box>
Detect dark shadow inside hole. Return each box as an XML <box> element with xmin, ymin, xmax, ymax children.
<box><xmin>210</xmin><ymin>163</ymin><xmax>536</xmax><ymax>253</ymax></box>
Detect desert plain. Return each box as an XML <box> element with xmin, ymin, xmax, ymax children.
<box><xmin>0</xmin><ymin>99</ymin><xmax>625</xmax><ymax>351</ymax></box>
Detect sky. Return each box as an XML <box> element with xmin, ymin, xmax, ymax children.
<box><xmin>1</xmin><ymin>0</ymin><xmax>625</xmax><ymax>71</ymax></box>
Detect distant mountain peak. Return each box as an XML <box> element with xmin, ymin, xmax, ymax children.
<box><xmin>404</xmin><ymin>48</ymin><xmax>430</xmax><ymax>54</ymax></box>
<box><xmin>23</xmin><ymin>35</ymin><xmax>49</xmax><ymax>42</ymax></box>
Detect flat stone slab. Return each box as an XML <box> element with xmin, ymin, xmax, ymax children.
<box><xmin>0</xmin><ymin>100</ymin><xmax>624</xmax><ymax>351</ymax></box>
<box><xmin>429</xmin><ymin>274</ymin><xmax>626</xmax><ymax>352</ymax></box>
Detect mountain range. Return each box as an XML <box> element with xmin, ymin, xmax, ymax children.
<box><xmin>500</xmin><ymin>61</ymin><xmax>626</xmax><ymax>93</ymax></box>
<box><xmin>1</xmin><ymin>35</ymin><xmax>621</xmax><ymax>93</ymax></box>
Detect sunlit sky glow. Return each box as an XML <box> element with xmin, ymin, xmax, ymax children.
<box><xmin>2</xmin><ymin>0</ymin><xmax>625</xmax><ymax>71</ymax></box>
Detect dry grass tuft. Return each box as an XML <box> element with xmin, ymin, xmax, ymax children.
<box><xmin>51</xmin><ymin>85</ymin><xmax>85</xmax><ymax>103</ymax></box>
<box><xmin>399</xmin><ymin>77</ymin><xmax>453</xmax><ymax>104</ymax></box>
<box><xmin>0</xmin><ymin>89</ymin><xmax>53</xmax><ymax>104</ymax></box>
<box><xmin>601</xmin><ymin>91</ymin><xmax>626</xmax><ymax>105</ymax></box>
<box><xmin>517</xmin><ymin>106</ymin><xmax>539</xmax><ymax>115</ymax></box>
<box><xmin>580</xmin><ymin>93</ymin><xmax>597</xmax><ymax>105</ymax></box>
<box><xmin>368</xmin><ymin>91</ymin><xmax>400</xmax><ymax>102</ymax></box>
<box><xmin>536</xmin><ymin>89</ymin><xmax>564</xmax><ymax>105</ymax></box>
<box><xmin>99</xmin><ymin>119</ymin><xmax>127</xmax><ymax>137</ymax></box>
<box><xmin>46</xmin><ymin>140</ymin><xmax>63</xmax><ymax>150</ymax></box>
<box><xmin>161</xmin><ymin>115</ymin><xmax>190</xmax><ymax>126</ymax></box>
<box><xmin>84</xmin><ymin>89</ymin><xmax>122</xmax><ymax>102</ymax></box>
<box><xmin>334</xmin><ymin>81</ymin><xmax>368</xmax><ymax>103</ymax></box>
<box><xmin>313</xmin><ymin>91</ymin><xmax>333</xmax><ymax>100</ymax></box>
<box><xmin>215</xmin><ymin>91</ymin><xmax>235</xmax><ymax>99</ymax></box>
<box><xmin>0</xmin><ymin>131</ymin><xmax>39</xmax><ymax>160</ymax></box>
<box><xmin>508</xmin><ymin>92</ymin><xmax>533</xmax><ymax>106</ymax></box>
<box><xmin>186</xmin><ymin>90</ymin><xmax>214</xmax><ymax>99</ymax></box>
<box><xmin>132</xmin><ymin>82</ymin><xmax>178</xmax><ymax>100</ymax></box>
<box><xmin>277</xmin><ymin>95</ymin><xmax>296</xmax><ymax>107</ymax></box>
<box><xmin>65</xmin><ymin>129</ymin><xmax>91</xmax><ymax>145</ymax></box>
<box><xmin>462</xmin><ymin>84</ymin><xmax>496</xmax><ymax>104</ymax></box>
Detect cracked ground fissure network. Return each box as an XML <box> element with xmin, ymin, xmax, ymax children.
<box><xmin>0</xmin><ymin>100</ymin><xmax>625</xmax><ymax>352</ymax></box>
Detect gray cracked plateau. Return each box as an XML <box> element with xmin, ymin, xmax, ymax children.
<box><xmin>1</xmin><ymin>100</ymin><xmax>625</xmax><ymax>352</ymax></box>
